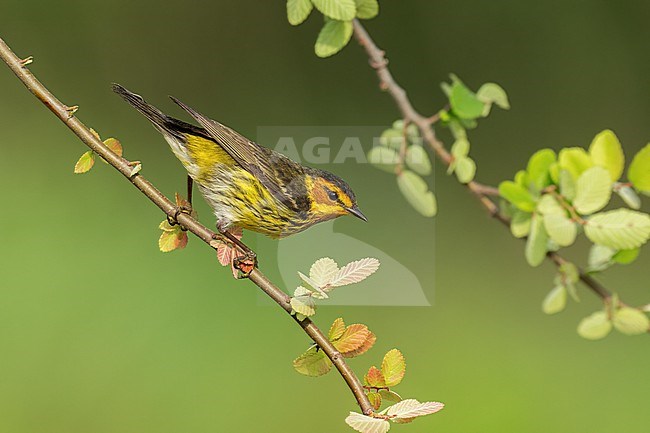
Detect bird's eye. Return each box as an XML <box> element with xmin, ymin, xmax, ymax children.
<box><xmin>328</xmin><ymin>190</ymin><xmax>339</xmax><ymax>201</ymax></box>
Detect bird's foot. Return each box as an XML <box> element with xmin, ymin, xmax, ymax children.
<box><xmin>167</xmin><ymin>205</ymin><xmax>193</xmax><ymax>231</ymax></box>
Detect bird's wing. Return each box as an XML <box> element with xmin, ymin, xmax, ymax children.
<box><xmin>169</xmin><ymin>96</ymin><xmax>304</xmax><ymax>212</ymax></box>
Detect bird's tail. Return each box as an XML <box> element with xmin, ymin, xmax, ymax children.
<box><xmin>112</xmin><ymin>83</ymin><xmax>179</xmax><ymax>138</ymax></box>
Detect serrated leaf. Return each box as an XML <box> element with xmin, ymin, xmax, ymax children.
<box><xmin>526</xmin><ymin>214</ymin><xmax>549</xmax><ymax>267</ymax></box>
<box><xmin>315</xmin><ymin>19</ymin><xmax>353</xmax><ymax>58</ymax></box>
<box><xmin>329</xmin><ymin>317</ymin><xmax>346</xmax><ymax>340</ymax></box>
<box><xmin>510</xmin><ymin>210</ymin><xmax>532</xmax><ymax>238</ymax></box>
<box><xmin>309</xmin><ymin>257</ymin><xmax>339</xmax><ymax>287</ymax></box>
<box><xmin>449</xmin><ymin>76</ymin><xmax>486</xmax><ymax>120</ymax></box>
<box><xmin>297</xmin><ymin>271</ymin><xmax>328</xmax><ymax>298</ymax></box>
<box><xmin>367</xmin><ymin>392</ymin><xmax>382</xmax><ymax>410</ymax></box>
<box><xmin>397</xmin><ymin>170</ymin><xmax>437</xmax><ymax>217</ymax></box>
<box><xmin>381</xmin><ymin>349</ymin><xmax>406</xmax><ymax>387</ymax></box>
<box><xmin>454</xmin><ymin>156</ymin><xmax>476</xmax><ymax>184</ymax></box>
<box><xmin>74</xmin><ymin>151</ymin><xmax>95</xmax><ymax>174</ymax></box>
<box><xmin>291</xmin><ymin>286</ymin><xmax>316</xmax><ymax>317</ymax></box>
<box><xmin>368</xmin><ymin>147</ymin><xmax>400</xmax><ymax>173</ymax></box>
<box><xmin>334</xmin><ymin>324</ymin><xmax>370</xmax><ymax>354</ymax></box>
<box><xmin>584</xmin><ymin>209</ymin><xmax>650</xmax><ymax>250</ymax></box>
<box><xmin>499</xmin><ymin>181</ymin><xmax>536</xmax><ymax>212</ymax></box>
<box><xmin>559</xmin><ymin>147</ymin><xmax>593</xmax><ymax>180</ymax></box>
<box><xmin>573</xmin><ymin>166</ymin><xmax>612</xmax><ymax>215</ymax></box>
<box><xmin>613</xmin><ymin>307</ymin><xmax>649</xmax><ymax>335</ymax></box>
<box><xmin>354</xmin><ymin>0</ymin><xmax>378</xmax><ymax>19</ymax></box>
<box><xmin>159</xmin><ymin>219</ymin><xmax>176</xmax><ymax>232</ymax></box>
<box><xmin>158</xmin><ymin>227</ymin><xmax>188</xmax><ymax>252</ymax></box>
<box><xmin>293</xmin><ymin>347</ymin><xmax>332</xmax><ymax>376</ymax></box>
<box><xmin>476</xmin><ymin>82</ymin><xmax>510</xmax><ymax>116</ymax></box>
<box><xmin>345</xmin><ymin>412</ymin><xmax>390</xmax><ymax>433</ymax></box>
<box><xmin>365</xmin><ymin>365</ymin><xmax>386</xmax><ymax>387</ymax></box>
<box><xmin>543</xmin><ymin>213</ymin><xmax>577</xmax><ymax>247</ymax></box>
<box><xmin>312</xmin><ymin>0</ymin><xmax>356</xmax><ymax>20</ymax></box>
<box><xmin>287</xmin><ymin>0</ymin><xmax>313</xmax><ymax>25</ymax></box>
<box><xmin>589</xmin><ymin>129</ymin><xmax>624</xmax><ymax>181</ymax></box>
<box><xmin>628</xmin><ymin>143</ymin><xmax>650</xmax><ymax>195</ymax></box>
<box><xmin>405</xmin><ymin>145</ymin><xmax>431</xmax><ymax>176</ymax></box>
<box><xmin>542</xmin><ymin>285</ymin><xmax>567</xmax><ymax>315</ymax></box>
<box><xmin>379</xmin><ymin>389</ymin><xmax>402</xmax><ymax>403</ymax></box>
<box><xmin>344</xmin><ymin>332</ymin><xmax>376</xmax><ymax>358</ymax></box>
<box><xmin>587</xmin><ymin>244</ymin><xmax>616</xmax><ymax>272</ymax></box>
<box><xmin>384</xmin><ymin>399</ymin><xmax>445</xmax><ymax>419</ymax></box>
<box><xmin>577</xmin><ymin>311</ymin><xmax>612</xmax><ymax>340</ymax></box>
<box><xmin>612</xmin><ymin>248</ymin><xmax>639</xmax><ymax>265</ymax></box>
<box><xmin>526</xmin><ymin>148</ymin><xmax>557</xmax><ymax>191</ymax></box>
<box><xmin>615</xmin><ymin>184</ymin><xmax>641</xmax><ymax>210</ymax></box>
<box><xmin>329</xmin><ymin>258</ymin><xmax>380</xmax><ymax>287</ymax></box>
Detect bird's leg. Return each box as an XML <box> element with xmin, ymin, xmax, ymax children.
<box><xmin>167</xmin><ymin>176</ymin><xmax>195</xmax><ymax>230</ymax></box>
<box><xmin>212</xmin><ymin>224</ymin><xmax>258</xmax><ymax>278</ymax></box>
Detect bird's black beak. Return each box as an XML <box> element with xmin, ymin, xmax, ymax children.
<box><xmin>346</xmin><ymin>205</ymin><xmax>368</xmax><ymax>222</ymax></box>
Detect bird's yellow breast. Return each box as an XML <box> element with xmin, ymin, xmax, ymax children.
<box><xmin>184</xmin><ymin>133</ymin><xmax>236</xmax><ymax>182</ymax></box>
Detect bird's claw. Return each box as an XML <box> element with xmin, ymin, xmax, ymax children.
<box><xmin>233</xmin><ymin>251</ymin><xmax>257</xmax><ymax>278</ymax></box>
<box><xmin>167</xmin><ymin>205</ymin><xmax>193</xmax><ymax>231</ymax></box>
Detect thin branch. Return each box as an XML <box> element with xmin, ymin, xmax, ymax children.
<box><xmin>352</xmin><ymin>20</ymin><xmax>613</xmax><ymax>302</ymax></box>
<box><xmin>0</xmin><ymin>36</ymin><xmax>373</xmax><ymax>416</ymax></box>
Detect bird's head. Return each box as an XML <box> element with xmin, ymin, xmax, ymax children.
<box><xmin>304</xmin><ymin>169</ymin><xmax>367</xmax><ymax>223</ymax></box>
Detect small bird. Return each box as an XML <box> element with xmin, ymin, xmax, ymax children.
<box><xmin>112</xmin><ymin>84</ymin><xmax>366</xmax><ymax>239</ymax></box>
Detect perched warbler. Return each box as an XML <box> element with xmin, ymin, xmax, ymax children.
<box><xmin>113</xmin><ymin>84</ymin><xmax>366</xmax><ymax>239</ymax></box>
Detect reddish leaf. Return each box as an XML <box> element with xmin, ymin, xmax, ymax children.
<box><xmin>364</xmin><ymin>366</ymin><xmax>386</xmax><ymax>387</ymax></box>
<box><xmin>158</xmin><ymin>226</ymin><xmax>187</xmax><ymax>252</ymax></box>
<box><xmin>333</xmin><ymin>324</ymin><xmax>370</xmax><ymax>354</ymax></box>
<box><xmin>103</xmin><ymin>138</ymin><xmax>123</xmax><ymax>157</ymax></box>
<box><xmin>344</xmin><ymin>331</ymin><xmax>376</xmax><ymax>358</ymax></box>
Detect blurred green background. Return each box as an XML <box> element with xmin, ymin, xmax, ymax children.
<box><xmin>1</xmin><ymin>1</ymin><xmax>649</xmax><ymax>432</ymax></box>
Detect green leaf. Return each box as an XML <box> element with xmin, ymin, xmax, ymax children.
<box><xmin>293</xmin><ymin>346</ymin><xmax>332</xmax><ymax>376</ymax></box>
<box><xmin>451</xmin><ymin>138</ymin><xmax>470</xmax><ymax>158</ymax></box>
<box><xmin>397</xmin><ymin>170</ymin><xmax>437</xmax><ymax>217</ymax></box>
<box><xmin>405</xmin><ymin>145</ymin><xmax>432</xmax><ymax>176</ymax></box>
<box><xmin>314</xmin><ymin>19</ymin><xmax>353</xmax><ymax>58</ymax></box>
<box><xmin>589</xmin><ymin>129</ymin><xmax>624</xmax><ymax>181</ymax></box>
<box><xmin>328</xmin><ymin>317</ymin><xmax>346</xmax><ymax>340</ymax></box>
<box><xmin>525</xmin><ymin>214</ymin><xmax>549</xmax><ymax>267</ymax></box>
<box><xmin>615</xmin><ymin>184</ymin><xmax>641</xmax><ymax>210</ymax></box>
<box><xmin>454</xmin><ymin>156</ymin><xmax>476</xmax><ymax>184</ymax></box>
<box><xmin>499</xmin><ymin>181</ymin><xmax>536</xmax><ymax>212</ymax></box>
<box><xmin>559</xmin><ymin>169</ymin><xmax>576</xmax><ymax>201</ymax></box>
<box><xmin>612</xmin><ymin>248</ymin><xmax>639</xmax><ymax>265</ymax></box>
<box><xmin>542</xmin><ymin>285</ymin><xmax>567</xmax><ymax>315</ymax></box>
<box><xmin>514</xmin><ymin>170</ymin><xmax>529</xmax><ymax>188</ymax></box>
<box><xmin>159</xmin><ymin>225</ymin><xmax>188</xmax><ymax>252</ymax></box>
<box><xmin>74</xmin><ymin>151</ymin><xmax>95</xmax><ymax>174</ymax></box>
<box><xmin>103</xmin><ymin>137</ymin><xmax>123</xmax><ymax>158</ymax></box>
<box><xmin>367</xmin><ymin>391</ymin><xmax>382</xmax><ymax>410</ymax></box>
<box><xmin>573</xmin><ymin>166</ymin><xmax>612</xmax><ymax>215</ymax></box>
<box><xmin>291</xmin><ymin>286</ymin><xmax>316</xmax><ymax>317</ymax></box>
<box><xmin>549</xmin><ymin>162</ymin><xmax>560</xmax><ymax>184</ymax></box>
<box><xmin>587</xmin><ymin>244</ymin><xmax>616</xmax><ymax>272</ymax></box>
<box><xmin>584</xmin><ymin>209</ymin><xmax>650</xmax><ymax>250</ymax></box>
<box><xmin>543</xmin><ymin>213</ymin><xmax>577</xmax><ymax>247</ymax></box>
<box><xmin>448</xmin><ymin>76</ymin><xmax>486</xmax><ymax>120</ymax></box>
<box><xmin>558</xmin><ymin>147</ymin><xmax>593</xmax><ymax>180</ymax></box>
<box><xmin>628</xmin><ymin>143</ymin><xmax>650</xmax><ymax>195</ymax></box>
<box><xmin>287</xmin><ymin>0</ymin><xmax>314</xmax><ymax>25</ymax></box>
<box><xmin>476</xmin><ymin>82</ymin><xmax>510</xmax><ymax>116</ymax></box>
<box><xmin>354</xmin><ymin>0</ymin><xmax>378</xmax><ymax>19</ymax></box>
<box><xmin>577</xmin><ymin>311</ymin><xmax>612</xmax><ymax>340</ymax></box>
<box><xmin>381</xmin><ymin>349</ymin><xmax>406</xmax><ymax>387</ymax></box>
<box><xmin>510</xmin><ymin>210</ymin><xmax>532</xmax><ymax>238</ymax></box>
<box><xmin>311</xmin><ymin>0</ymin><xmax>356</xmax><ymax>20</ymax></box>
<box><xmin>379</xmin><ymin>389</ymin><xmax>403</xmax><ymax>403</ymax></box>
<box><xmin>368</xmin><ymin>147</ymin><xmax>400</xmax><ymax>173</ymax></box>
<box><xmin>612</xmin><ymin>307</ymin><xmax>650</xmax><ymax>335</ymax></box>
<box><xmin>379</xmin><ymin>128</ymin><xmax>404</xmax><ymax>150</ymax></box>
<box><xmin>526</xmin><ymin>148</ymin><xmax>556</xmax><ymax>191</ymax></box>
<box><xmin>536</xmin><ymin>194</ymin><xmax>564</xmax><ymax>216</ymax></box>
